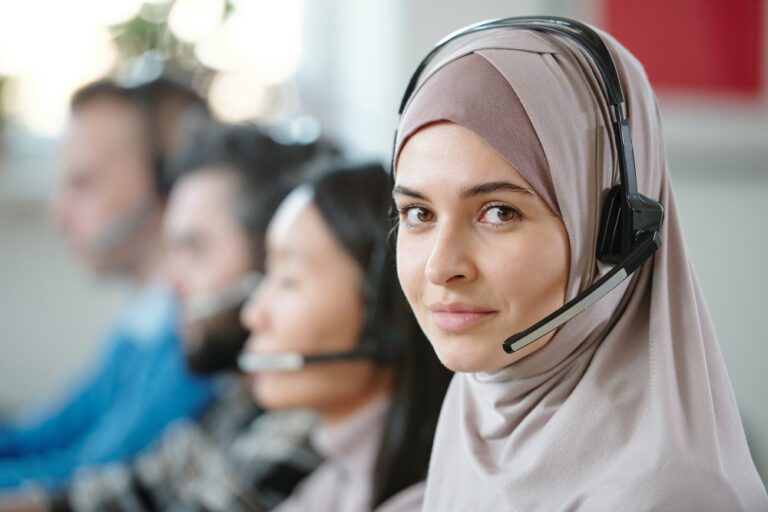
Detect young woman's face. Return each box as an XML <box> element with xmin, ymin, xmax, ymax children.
<box><xmin>241</xmin><ymin>189</ymin><xmax>391</xmax><ymax>422</ymax></box>
<box><xmin>395</xmin><ymin>122</ymin><xmax>570</xmax><ymax>373</ymax></box>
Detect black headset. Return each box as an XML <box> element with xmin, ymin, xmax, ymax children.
<box><xmin>130</xmin><ymin>83</ymin><xmax>172</xmax><ymax>196</ymax></box>
<box><xmin>394</xmin><ymin>16</ymin><xmax>664</xmax><ymax>354</ymax></box>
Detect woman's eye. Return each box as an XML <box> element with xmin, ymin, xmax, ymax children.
<box><xmin>263</xmin><ymin>272</ymin><xmax>296</xmax><ymax>290</ymax></box>
<box><xmin>276</xmin><ymin>276</ymin><xmax>298</xmax><ymax>289</ymax></box>
<box><xmin>401</xmin><ymin>206</ymin><xmax>435</xmax><ymax>227</ymax></box>
<box><xmin>479</xmin><ymin>205</ymin><xmax>520</xmax><ymax>225</ymax></box>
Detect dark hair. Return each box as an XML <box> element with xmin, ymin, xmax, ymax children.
<box><xmin>310</xmin><ymin>163</ymin><xmax>453</xmax><ymax>508</ymax></box>
<box><xmin>70</xmin><ymin>77</ymin><xmax>209</xmax><ymax>196</ymax></box>
<box><xmin>164</xmin><ymin>121</ymin><xmax>337</xmax><ymax>267</ymax></box>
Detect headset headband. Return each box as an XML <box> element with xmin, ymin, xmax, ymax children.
<box><xmin>399</xmin><ymin>16</ymin><xmax>625</xmax><ymax>114</ymax></box>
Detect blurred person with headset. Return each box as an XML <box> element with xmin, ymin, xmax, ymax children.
<box><xmin>0</xmin><ymin>122</ymin><xmax>333</xmax><ymax>512</ymax></box>
<box><xmin>238</xmin><ymin>163</ymin><xmax>453</xmax><ymax>511</ymax></box>
<box><xmin>0</xmin><ymin>78</ymin><xmax>217</xmax><ymax>491</ymax></box>
<box><xmin>391</xmin><ymin>16</ymin><xmax>768</xmax><ymax>511</ymax></box>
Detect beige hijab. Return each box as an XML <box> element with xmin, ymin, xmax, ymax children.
<box><xmin>394</xmin><ymin>27</ymin><xmax>768</xmax><ymax>511</ymax></box>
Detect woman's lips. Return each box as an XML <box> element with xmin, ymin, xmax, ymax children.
<box><xmin>428</xmin><ymin>302</ymin><xmax>498</xmax><ymax>333</ymax></box>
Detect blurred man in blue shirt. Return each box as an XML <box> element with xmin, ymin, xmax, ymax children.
<box><xmin>0</xmin><ymin>78</ymin><xmax>216</xmax><ymax>490</ymax></box>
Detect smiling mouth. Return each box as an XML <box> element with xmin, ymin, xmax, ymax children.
<box><xmin>430</xmin><ymin>310</ymin><xmax>497</xmax><ymax>333</ymax></box>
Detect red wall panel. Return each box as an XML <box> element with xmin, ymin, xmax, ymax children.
<box><xmin>603</xmin><ymin>0</ymin><xmax>763</xmax><ymax>97</ymax></box>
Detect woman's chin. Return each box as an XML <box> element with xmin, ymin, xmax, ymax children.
<box><xmin>430</xmin><ymin>335</ymin><xmax>502</xmax><ymax>373</ymax></box>
<box><xmin>427</xmin><ymin>321</ymin><xmax>557</xmax><ymax>373</ymax></box>
<box><xmin>251</xmin><ymin>377</ymin><xmax>294</xmax><ymax>410</ymax></box>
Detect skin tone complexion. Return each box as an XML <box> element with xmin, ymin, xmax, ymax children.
<box><xmin>394</xmin><ymin>122</ymin><xmax>570</xmax><ymax>373</ymax></box>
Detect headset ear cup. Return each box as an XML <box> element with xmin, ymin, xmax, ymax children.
<box><xmin>597</xmin><ymin>185</ymin><xmax>624</xmax><ymax>263</ymax></box>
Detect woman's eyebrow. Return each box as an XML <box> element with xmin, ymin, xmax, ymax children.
<box><xmin>460</xmin><ymin>181</ymin><xmax>533</xmax><ymax>198</ymax></box>
<box><xmin>393</xmin><ymin>185</ymin><xmax>427</xmax><ymax>200</ymax></box>
<box><xmin>393</xmin><ymin>181</ymin><xmax>534</xmax><ymax>201</ymax></box>
<box><xmin>269</xmin><ymin>246</ymin><xmax>305</xmax><ymax>263</ymax></box>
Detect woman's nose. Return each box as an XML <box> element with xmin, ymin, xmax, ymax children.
<box><xmin>424</xmin><ymin>224</ymin><xmax>478</xmax><ymax>286</ymax></box>
<box><xmin>240</xmin><ymin>281</ymin><xmax>269</xmax><ymax>333</ymax></box>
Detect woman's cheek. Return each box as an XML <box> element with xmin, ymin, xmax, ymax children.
<box><xmin>396</xmin><ymin>241</ymin><xmax>426</xmax><ymax>306</ymax></box>
<box><xmin>268</xmin><ymin>297</ymin><xmax>305</xmax><ymax>350</ymax></box>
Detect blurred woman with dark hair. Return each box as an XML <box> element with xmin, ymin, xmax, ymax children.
<box><xmin>240</xmin><ymin>163</ymin><xmax>452</xmax><ymax>511</ymax></box>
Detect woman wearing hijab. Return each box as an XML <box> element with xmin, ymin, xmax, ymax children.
<box><xmin>240</xmin><ymin>163</ymin><xmax>452</xmax><ymax>511</ymax></box>
<box><xmin>392</xmin><ymin>17</ymin><xmax>768</xmax><ymax>511</ymax></box>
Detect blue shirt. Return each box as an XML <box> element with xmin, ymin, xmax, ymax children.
<box><xmin>0</xmin><ymin>284</ymin><xmax>215</xmax><ymax>490</ymax></box>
